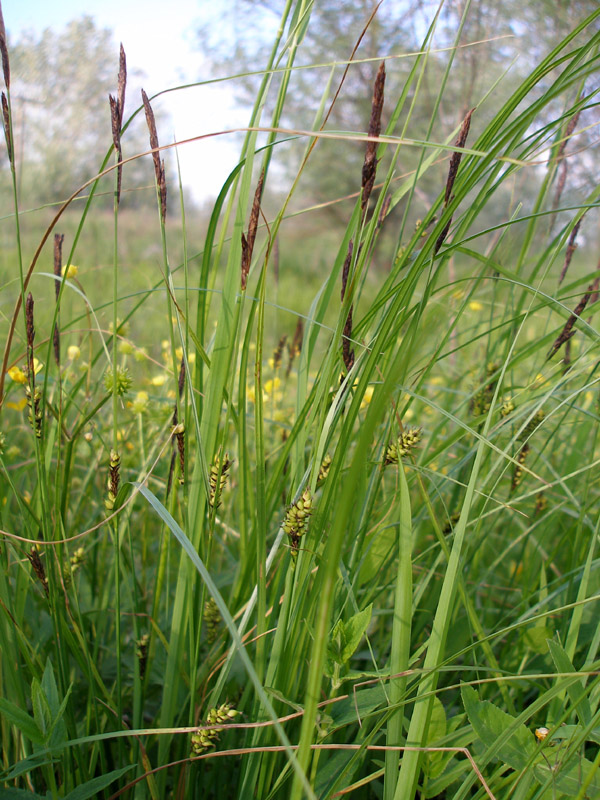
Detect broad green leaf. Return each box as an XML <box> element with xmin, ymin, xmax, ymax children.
<box><xmin>461</xmin><ymin>684</ymin><xmax>536</xmax><ymax>771</ymax></box>
<box><xmin>63</xmin><ymin>766</ymin><xmax>135</xmax><ymax>800</ymax></box>
<box><xmin>341</xmin><ymin>605</ymin><xmax>373</xmax><ymax>663</ymax></box>
<box><xmin>0</xmin><ymin>699</ymin><xmax>43</xmax><ymax>745</ymax></box>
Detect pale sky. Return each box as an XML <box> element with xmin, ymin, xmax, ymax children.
<box><xmin>4</xmin><ymin>0</ymin><xmax>246</xmax><ymax>203</ymax></box>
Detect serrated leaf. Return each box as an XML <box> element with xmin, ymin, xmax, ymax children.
<box><xmin>63</xmin><ymin>766</ymin><xmax>134</xmax><ymax>800</ymax></box>
<box><xmin>0</xmin><ymin>699</ymin><xmax>43</xmax><ymax>745</ymax></box>
<box><xmin>547</xmin><ymin>638</ymin><xmax>592</xmax><ymax>727</ymax></box>
<box><xmin>462</xmin><ymin>684</ymin><xmax>536</xmax><ymax>771</ymax></box>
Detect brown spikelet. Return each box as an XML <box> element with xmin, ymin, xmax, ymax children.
<box><xmin>2</xmin><ymin>91</ymin><xmax>11</xmax><ymax>163</ymax></box>
<box><xmin>53</xmin><ymin>234</ymin><xmax>64</xmax><ymax>366</ymax></box>
<box><xmin>175</xmin><ymin>423</ymin><xmax>185</xmax><ymax>485</ymax></box>
<box><xmin>241</xmin><ymin>169</ymin><xmax>265</xmax><ymax>290</ymax></box>
<box><xmin>117</xmin><ymin>44</ymin><xmax>127</xmax><ymax>129</ymax></box>
<box><xmin>109</xmin><ymin>95</ymin><xmax>123</xmax><ymax>205</ymax></box>
<box><xmin>444</xmin><ymin>108</ymin><xmax>474</xmax><ymax>206</ymax></box>
<box><xmin>550</xmin><ymin>107</ymin><xmax>582</xmax><ymax>224</ymax></box>
<box><xmin>341</xmin><ymin>241</ymin><xmax>353</xmax><ymax>302</ymax></box>
<box><xmin>141</xmin><ymin>89</ymin><xmax>167</xmax><ymax>222</ymax></box>
<box><xmin>434</xmin><ymin>108</ymin><xmax>475</xmax><ymax>256</ymax></box>
<box><xmin>272</xmin><ymin>335</ymin><xmax>287</xmax><ymax>370</ymax></box>
<box><xmin>342</xmin><ymin>306</ymin><xmax>355</xmax><ymax>372</ymax></box>
<box><xmin>547</xmin><ymin>286</ymin><xmax>592</xmax><ymax>360</ymax></box>
<box><xmin>53</xmin><ymin>234</ymin><xmax>64</xmax><ymax>301</ymax></box>
<box><xmin>361</xmin><ymin>61</ymin><xmax>385</xmax><ymax>213</ymax></box>
<box><xmin>434</xmin><ymin>219</ymin><xmax>452</xmax><ymax>256</ymax></box>
<box><xmin>557</xmin><ymin>107</ymin><xmax>581</xmax><ymax>163</ymax></box>
<box><xmin>27</xmin><ymin>546</ymin><xmax>48</xmax><ymax>596</ymax></box>
<box><xmin>558</xmin><ymin>218</ymin><xmax>582</xmax><ymax>286</ymax></box>
<box><xmin>25</xmin><ymin>292</ymin><xmax>35</xmax><ymax>379</ymax></box>
<box><xmin>377</xmin><ymin>194</ymin><xmax>391</xmax><ymax>229</ymax></box>
<box><xmin>109</xmin><ymin>47</ymin><xmax>127</xmax><ymax>206</ymax></box>
<box><xmin>0</xmin><ymin>3</ymin><xmax>9</xmax><ymax>91</ymax></box>
<box><xmin>167</xmin><ymin>358</ymin><xmax>187</xmax><ymax>494</ymax></box>
<box><xmin>287</xmin><ymin>316</ymin><xmax>304</xmax><ymax>377</ymax></box>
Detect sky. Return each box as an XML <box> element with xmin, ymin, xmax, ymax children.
<box><xmin>4</xmin><ymin>0</ymin><xmax>247</xmax><ymax>203</ymax></box>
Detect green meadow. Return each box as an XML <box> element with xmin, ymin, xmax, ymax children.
<box><xmin>1</xmin><ymin>3</ymin><xmax>600</xmax><ymax>799</ymax></box>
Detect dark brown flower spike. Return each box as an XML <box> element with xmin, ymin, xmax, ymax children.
<box><xmin>241</xmin><ymin>168</ymin><xmax>265</xmax><ymax>290</ymax></box>
<box><xmin>2</xmin><ymin>91</ymin><xmax>11</xmax><ymax>163</ymax></box>
<box><xmin>434</xmin><ymin>108</ymin><xmax>475</xmax><ymax>256</ymax></box>
<box><xmin>27</xmin><ymin>546</ymin><xmax>48</xmax><ymax>596</ymax></box>
<box><xmin>53</xmin><ymin>233</ymin><xmax>64</xmax><ymax>366</ymax></box>
<box><xmin>25</xmin><ymin>292</ymin><xmax>35</xmax><ymax>379</ymax></box>
<box><xmin>342</xmin><ymin>307</ymin><xmax>354</xmax><ymax>372</ymax></box>
<box><xmin>0</xmin><ymin>2</ymin><xmax>9</xmax><ymax>91</ymax></box>
<box><xmin>550</xmin><ymin>106</ymin><xmax>582</xmax><ymax>223</ymax></box>
<box><xmin>117</xmin><ymin>44</ymin><xmax>126</xmax><ymax>129</ymax></box>
<box><xmin>558</xmin><ymin>217</ymin><xmax>583</xmax><ymax>286</ymax></box>
<box><xmin>361</xmin><ymin>61</ymin><xmax>385</xmax><ymax>213</ymax></box>
<box><xmin>141</xmin><ymin>89</ymin><xmax>167</xmax><ymax>222</ymax></box>
<box><xmin>444</xmin><ymin>108</ymin><xmax>474</xmax><ymax>205</ymax></box>
<box><xmin>341</xmin><ymin>240</ymin><xmax>353</xmax><ymax>302</ymax></box>
<box><xmin>167</xmin><ymin>357</ymin><xmax>187</xmax><ymax>495</ymax></box>
<box><xmin>287</xmin><ymin>316</ymin><xmax>304</xmax><ymax>377</ymax></box>
<box><xmin>547</xmin><ymin>286</ymin><xmax>593</xmax><ymax>360</ymax></box>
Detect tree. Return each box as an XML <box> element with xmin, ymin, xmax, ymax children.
<box><xmin>195</xmin><ymin>0</ymin><xmax>599</xmax><ymax>227</ymax></box>
<box><xmin>6</xmin><ymin>17</ymin><xmax>168</xmax><ymax>209</ymax></box>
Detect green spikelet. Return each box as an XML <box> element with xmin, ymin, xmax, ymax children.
<box><xmin>204</xmin><ymin>597</ymin><xmax>221</xmax><ymax>643</ymax></box>
<box><xmin>317</xmin><ymin>453</ymin><xmax>332</xmax><ymax>486</ymax></box>
<box><xmin>104</xmin><ymin>365</ymin><xmax>132</xmax><ymax>396</ymax></box>
<box><xmin>384</xmin><ymin>426</ymin><xmax>422</xmax><ymax>466</ymax></box>
<box><xmin>136</xmin><ymin>633</ymin><xmax>150</xmax><ymax>679</ymax></box>
<box><xmin>511</xmin><ymin>443</ymin><xmax>529</xmax><ymax>492</ymax></box>
<box><xmin>500</xmin><ymin>397</ymin><xmax>515</xmax><ymax>417</ymax></box>
<box><xmin>283</xmin><ymin>487</ymin><xmax>313</xmax><ymax>558</ymax></box>
<box><xmin>190</xmin><ymin>703</ymin><xmax>240</xmax><ymax>755</ymax></box>
<box><xmin>63</xmin><ymin>546</ymin><xmax>84</xmax><ymax>588</ymax></box>
<box><xmin>209</xmin><ymin>452</ymin><xmax>232</xmax><ymax>510</ymax></box>
<box><xmin>105</xmin><ymin>449</ymin><xmax>121</xmax><ymax>511</ymax></box>
<box><xmin>517</xmin><ymin>409</ymin><xmax>545</xmax><ymax>441</ymax></box>
<box><xmin>25</xmin><ymin>385</ymin><xmax>42</xmax><ymax>438</ymax></box>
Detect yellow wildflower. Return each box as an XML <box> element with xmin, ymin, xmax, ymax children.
<box><xmin>468</xmin><ymin>301</ymin><xmax>483</xmax><ymax>311</ymax></box>
<box><xmin>7</xmin><ymin>366</ymin><xmax>27</xmax><ymax>384</ymax></box>
<box><xmin>360</xmin><ymin>386</ymin><xmax>374</xmax><ymax>409</ymax></box>
<box><xmin>264</xmin><ymin>377</ymin><xmax>281</xmax><ymax>395</ymax></box>
<box><xmin>62</xmin><ymin>264</ymin><xmax>79</xmax><ymax>279</ymax></box>
<box><xmin>129</xmin><ymin>391</ymin><xmax>149</xmax><ymax>414</ymax></box>
<box><xmin>6</xmin><ymin>397</ymin><xmax>28</xmax><ymax>411</ymax></box>
<box><xmin>67</xmin><ymin>345</ymin><xmax>81</xmax><ymax>361</ymax></box>
<box><xmin>151</xmin><ymin>374</ymin><xmax>167</xmax><ymax>387</ymax></box>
